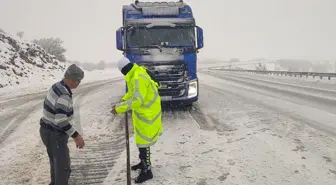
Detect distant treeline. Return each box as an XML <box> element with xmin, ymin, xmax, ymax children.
<box><xmin>67</xmin><ymin>60</ymin><xmax>115</xmax><ymax>71</ymax></box>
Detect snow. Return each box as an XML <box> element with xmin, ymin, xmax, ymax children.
<box><xmin>103</xmin><ymin>113</ymin><xmax>231</xmax><ymax>185</ymax></box>
<box><xmin>141</xmin><ymin>48</ymin><xmax>183</xmax><ymax>62</ymax></box>
<box><xmin>1</xmin><ymin>59</ymin><xmax>336</xmax><ymax>184</ymax></box>
<box><xmin>0</xmin><ymin>31</ymin><xmax>123</xmax><ymax>101</ymax></box>
<box><xmin>200</xmin><ymin>72</ymin><xmax>336</xmax><ymax>134</ymax></box>
<box><xmin>214</xmin><ymin>61</ymin><xmax>287</xmax><ymax>71</ymax></box>
<box><xmin>135</xmin><ymin>1</ymin><xmax>185</xmax><ymax>8</ymax></box>
<box><xmin>143</xmin><ymin>6</ymin><xmax>180</xmax><ymax>16</ymax></box>
<box><xmin>0</xmin><ymin>78</ymin><xmax>125</xmax><ymax>185</ymax></box>
<box><xmin>216</xmin><ymin>69</ymin><xmax>336</xmax><ymax>85</ymax></box>
<box><xmin>214</xmin><ymin>71</ymin><xmax>336</xmax><ymax>102</ymax></box>
<box><xmin>0</xmin><ymin>67</ymin><xmax>122</xmax><ymax>101</ymax></box>
<box><xmin>0</xmin><ymin>100</ymin><xmax>49</xmax><ymax>184</ymax></box>
<box><xmin>101</xmin><ymin>70</ymin><xmax>336</xmax><ymax>184</ymax></box>
<box><xmin>0</xmin><ymin>31</ymin><xmax>67</xmax><ymax>89</ymax></box>
<box><xmin>145</xmin><ymin>22</ymin><xmax>176</xmax><ymax>28</ymax></box>
<box><xmin>126</xmin><ymin>18</ymin><xmax>195</xmax><ymax>25</ymax></box>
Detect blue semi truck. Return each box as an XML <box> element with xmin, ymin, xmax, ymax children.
<box><xmin>116</xmin><ymin>0</ymin><xmax>204</xmax><ymax>106</ymax></box>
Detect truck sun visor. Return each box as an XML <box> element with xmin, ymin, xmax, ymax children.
<box><xmin>142</xmin><ymin>7</ymin><xmax>179</xmax><ymax>16</ymax></box>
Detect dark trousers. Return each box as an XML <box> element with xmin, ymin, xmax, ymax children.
<box><xmin>138</xmin><ymin>147</ymin><xmax>151</xmax><ymax>169</ymax></box>
<box><xmin>40</xmin><ymin>126</ymin><xmax>71</xmax><ymax>185</ymax></box>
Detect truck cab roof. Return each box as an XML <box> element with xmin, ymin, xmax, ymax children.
<box><xmin>123</xmin><ymin>1</ymin><xmax>194</xmax><ymax>20</ymax></box>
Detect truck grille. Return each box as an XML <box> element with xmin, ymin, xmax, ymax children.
<box><xmin>138</xmin><ymin>61</ymin><xmax>188</xmax><ymax>98</ymax></box>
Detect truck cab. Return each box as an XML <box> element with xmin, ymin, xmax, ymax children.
<box><xmin>116</xmin><ymin>0</ymin><xmax>204</xmax><ymax>107</ymax></box>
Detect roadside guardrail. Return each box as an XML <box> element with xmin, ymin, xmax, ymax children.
<box><xmin>209</xmin><ymin>67</ymin><xmax>336</xmax><ymax>80</ymax></box>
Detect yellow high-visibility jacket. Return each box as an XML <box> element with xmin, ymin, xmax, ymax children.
<box><xmin>115</xmin><ymin>63</ymin><xmax>162</xmax><ymax>148</ymax></box>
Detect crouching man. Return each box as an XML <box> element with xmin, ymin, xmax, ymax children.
<box><xmin>111</xmin><ymin>57</ymin><xmax>163</xmax><ymax>183</ymax></box>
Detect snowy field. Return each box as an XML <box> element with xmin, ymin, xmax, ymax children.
<box><xmin>1</xmin><ymin>64</ymin><xmax>336</xmax><ymax>185</ymax></box>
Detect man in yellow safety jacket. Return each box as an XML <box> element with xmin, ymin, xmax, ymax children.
<box><xmin>111</xmin><ymin>57</ymin><xmax>162</xmax><ymax>183</ymax></box>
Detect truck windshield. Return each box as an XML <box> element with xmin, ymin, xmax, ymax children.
<box><xmin>126</xmin><ymin>27</ymin><xmax>195</xmax><ymax>48</ymax></box>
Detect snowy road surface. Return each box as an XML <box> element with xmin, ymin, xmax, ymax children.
<box><xmin>1</xmin><ymin>68</ymin><xmax>336</xmax><ymax>185</ymax></box>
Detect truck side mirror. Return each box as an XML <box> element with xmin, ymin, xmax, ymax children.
<box><xmin>116</xmin><ymin>27</ymin><xmax>124</xmax><ymax>51</ymax></box>
<box><xmin>196</xmin><ymin>26</ymin><xmax>204</xmax><ymax>50</ymax></box>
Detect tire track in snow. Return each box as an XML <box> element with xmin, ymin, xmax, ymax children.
<box><xmin>201</xmin><ymin>73</ymin><xmax>336</xmax><ymax>136</ymax></box>
<box><xmin>225</xmin><ymin>72</ymin><xmax>336</xmax><ymax>97</ymax></box>
<box><xmin>68</xmin><ymin>113</ymin><xmax>129</xmax><ymax>185</ymax></box>
<box><xmin>72</xmin><ymin>78</ymin><xmax>124</xmax><ymax>134</ymax></box>
<box><xmin>161</xmin><ymin>103</ymin><xmax>219</xmax><ymax>131</ymax></box>
<box><xmin>68</xmin><ymin>91</ymin><xmax>222</xmax><ymax>184</ymax></box>
<box><xmin>69</xmin><ymin>131</ymin><xmax>126</xmax><ymax>185</ymax></box>
<box><xmin>203</xmin><ymin>70</ymin><xmax>336</xmax><ymax>115</ymax></box>
<box><xmin>0</xmin><ymin>100</ymin><xmax>41</xmax><ymax>145</ymax></box>
<box><xmin>0</xmin><ymin>79</ymin><xmax>120</xmax><ymax>108</ymax></box>
<box><xmin>67</xmin><ymin>79</ymin><xmax>128</xmax><ymax>185</ymax></box>
<box><xmin>200</xmin><ymin>82</ymin><xmax>336</xmax><ymax>183</ymax></box>
<box><xmin>0</xmin><ymin>78</ymin><xmax>125</xmax><ymax>185</ymax></box>
<box><xmin>0</xmin><ymin>78</ymin><xmax>123</xmax><ymax>145</ymax></box>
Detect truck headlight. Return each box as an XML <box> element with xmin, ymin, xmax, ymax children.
<box><xmin>188</xmin><ymin>80</ymin><xmax>198</xmax><ymax>98</ymax></box>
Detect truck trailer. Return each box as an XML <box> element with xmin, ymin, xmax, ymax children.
<box><xmin>116</xmin><ymin>0</ymin><xmax>204</xmax><ymax>107</ymax></box>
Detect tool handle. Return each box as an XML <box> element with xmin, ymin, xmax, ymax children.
<box><xmin>125</xmin><ymin>112</ymin><xmax>131</xmax><ymax>185</ymax></box>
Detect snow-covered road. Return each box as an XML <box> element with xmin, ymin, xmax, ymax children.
<box><xmin>1</xmin><ymin>68</ymin><xmax>336</xmax><ymax>185</ymax></box>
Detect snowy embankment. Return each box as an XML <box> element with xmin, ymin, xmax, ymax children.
<box><xmin>0</xmin><ymin>31</ymin><xmax>66</xmax><ymax>88</ymax></box>
<box><xmin>0</xmin><ymin>31</ymin><xmax>122</xmax><ymax>99</ymax></box>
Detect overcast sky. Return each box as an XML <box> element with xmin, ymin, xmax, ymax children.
<box><xmin>1</xmin><ymin>0</ymin><xmax>335</xmax><ymax>63</ymax></box>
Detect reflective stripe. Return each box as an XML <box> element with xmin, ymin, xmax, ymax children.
<box><xmin>134</xmin><ymin>92</ymin><xmax>144</xmax><ymax>103</ymax></box>
<box><xmin>143</xmin><ymin>83</ymin><xmax>158</xmax><ymax>108</ymax></box>
<box><xmin>139</xmin><ymin>74</ymin><xmax>150</xmax><ymax>81</ymax></box>
<box><xmin>137</xmin><ymin>142</ymin><xmax>157</xmax><ymax>148</ymax></box>
<box><xmin>117</xmin><ymin>80</ymin><xmax>144</xmax><ymax>111</ymax></box>
<box><xmin>138</xmin><ymin>74</ymin><xmax>159</xmax><ymax>108</ymax></box>
<box><xmin>134</xmin><ymin>80</ymin><xmax>144</xmax><ymax>103</ymax></box>
<box><xmin>135</xmin><ymin>128</ymin><xmax>160</xmax><ymax>143</ymax></box>
<box><xmin>134</xmin><ymin>110</ymin><xmax>161</xmax><ymax>125</ymax></box>
<box><xmin>118</xmin><ymin>101</ymin><xmax>132</xmax><ymax>111</ymax></box>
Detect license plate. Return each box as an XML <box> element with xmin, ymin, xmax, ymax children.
<box><xmin>161</xmin><ymin>96</ymin><xmax>172</xmax><ymax>101</ymax></box>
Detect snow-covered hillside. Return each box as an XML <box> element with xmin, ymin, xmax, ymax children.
<box><xmin>0</xmin><ymin>31</ymin><xmax>67</xmax><ymax>88</ymax></box>
<box><xmin>0</xmin><ymin>31</ymin><xmax>122</xmax><ymax>99</ymax></box>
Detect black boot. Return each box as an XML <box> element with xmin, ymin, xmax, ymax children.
<box><xmin>134</xmin><ymin>147</ymin><xmax>153</xmax><ymax>183</ymax></box>
<box><xmin>135</xmin><ymin>166</ymin><xmax>153</xmax><ymax>183</ymax></box>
